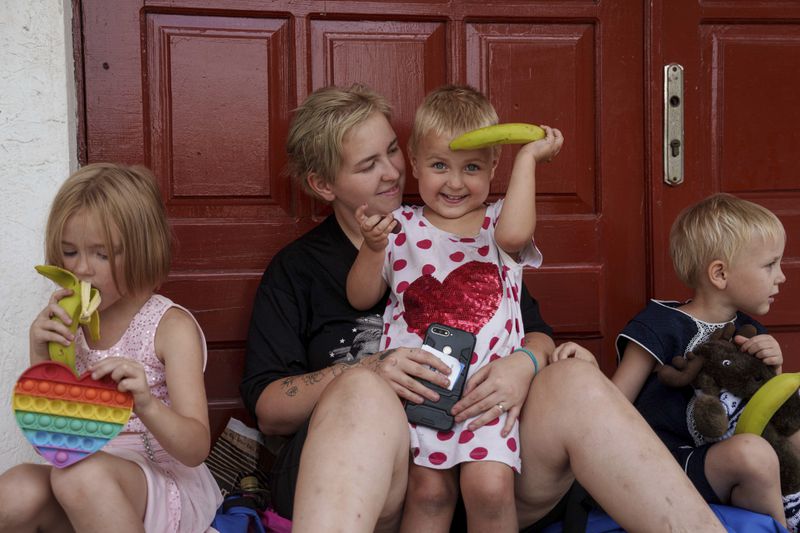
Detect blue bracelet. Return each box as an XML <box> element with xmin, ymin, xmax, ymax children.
<box><xmin>514</xmin><ymin>347</ymin><xmax>539</xmax><ymax>375</ymax></box>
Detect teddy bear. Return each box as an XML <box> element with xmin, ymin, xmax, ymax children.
<box><xmin>658</xmin><ymin>323</ymin><xmax>800</xmax><ymax>495</ymax></box>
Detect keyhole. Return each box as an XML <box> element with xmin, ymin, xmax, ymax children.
<box><xmin>670</xmin><ymin>139</ymin><xmax>681</xmax><ymax>157</ymax></box>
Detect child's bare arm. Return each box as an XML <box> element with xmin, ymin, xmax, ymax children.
<box><xmin>29</xmin><ymin>288</ymin><xmax>75</xmax><ymax>365</ymax></box>
<box><xmin>612</xmin><ymin>343</ymin><xmax>657</xmax><ymax>403</ymax></box>
<box><xmin>736</xmin><ymin>333</ymin><xmax>783</xmax><ymax>374</ymax></box>
<box><xmin>495</xmin><ymin>126</ymin><xmax>563</xmax><ymax>254</ymax></box>
<box><xmin>346</xmin><ymin>204</ymin><xmax>394</xmax><ymax>310</ymax></box>
<box><xmin>90</xmin><ymin>308</ymin><xmax>211</xmax><ymax>466</ymax></box>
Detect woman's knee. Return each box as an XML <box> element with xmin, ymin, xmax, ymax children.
<box><xmin>528</xmin><ymin>359</ymin><xmax>611</xmax><ymax>403</ymax></box>
<box><xmin>315</xmin><ymin>367</ymin><xmax>403</xmax><ymax>424</ymax></box>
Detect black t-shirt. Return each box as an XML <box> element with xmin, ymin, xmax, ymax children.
<box><xmin>240</xmin><ymin>214</ymin><xmax>552</xmax><ymax>419</ymax></box>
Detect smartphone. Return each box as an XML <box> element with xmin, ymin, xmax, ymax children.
<box><xmin>405</xmin><ymin>323</ymin><xmax>476</xmax><ymax>431</ymax></box>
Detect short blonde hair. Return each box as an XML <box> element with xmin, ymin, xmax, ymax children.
<box><xmin>408</xmin><ymin>84</ymin><xmax>499</xmax><ymax>156</ymax></box>
<box><xmin>45</xmin><ymin>163</ymin><xmax>172</xmax><ymax>294</ymax></box>
<box><xmin>286</xmin><ymin>84</ymin><xmax>393</xmax><ymax>200</ymax></box>
<box><xmin>670</xmin><ymin>193</ymin><xmax>785</xmax><ymax>288</ymax></box>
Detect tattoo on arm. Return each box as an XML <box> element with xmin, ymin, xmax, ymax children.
<box><xmin>379</xmin><ymin>349</ymin><xmax>398</xmax><ymax>361</ymax></box>
<box><xmin>302</xmin><ymin>371</ymin><xmax>325</xmax><ymax>386</ymax></box>
<box><xmin>281</xmin><ymin>377</ymin><xmax>298</xmax><ymax>397</ymax></box>
<box><xmin>283</xmin><ymin>348</ymin><xmax>405</xmax><ymax>397</ymax></box>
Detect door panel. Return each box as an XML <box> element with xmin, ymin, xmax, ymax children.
<box><xmin>652</xmin><ymin>1</ymin><xmax>800</xmax><ymax>370</ymax></box>
<box><xmin>80</xmin><ymin>0</ymin><xmax>644</xmax><ymax>437</ymax></box>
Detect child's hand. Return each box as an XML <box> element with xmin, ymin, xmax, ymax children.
<box><xmin>736</xmin><ymin>334</ymin><xmax>783</xmax><ymax>370</ymax></box>
<box><xmin>520</xmin><ymin>125</ymin><xmax>564</xmax><ymax>163</ymax></box>
<box><xmin>29</xmin><ymin>288</ymin><xmax>75</xmax><ymax>362</ymax></box>
<box><xmin>550</xmin><ymin>341</ymin><xmax>599</xmax><ymax>366</ymax></box>
<box><xmin>90</xmin><ymin>357</ymin><xmax>154</xmax><ymax>413</ymax></box>
<box><xmin>355</xmin><ymin>203</ymin><xmax>398</xmax><ymax>252</ymax></box>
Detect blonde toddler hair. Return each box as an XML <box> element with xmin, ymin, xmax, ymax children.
<box><xmin>670</xmin><ymin>193</ymin><xmax>784</xmax><ymax>288</ymax></box>
<box><xmin>45</xmin><ymin>163</ymin><xmax>172</xmax><ymax>294</ymax></box>
<box><xmin>408</xmin><ymin>84</ymin><xmax>499</xmax><ymax>156</ymax></box>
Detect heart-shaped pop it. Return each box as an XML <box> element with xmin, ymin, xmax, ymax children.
<box><xmin>13</xmin><ymin>361</ymin><xmax>133</xmax><ymax>468</ymax></box>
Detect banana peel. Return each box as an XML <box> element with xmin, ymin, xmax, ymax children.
<box><xmin>35</xmin><ymin>265</ymin><xmax>101</xmax><ymax>373</ymax></box>
<box><xmin>735</xmin><ymin>372</ymin><xmax>800</xmax><ymax>436</ymax></box>
<box><xmin>449</xmin><ymin>123</ymin><xmax>546</xmax><ymax>151</ymax></box>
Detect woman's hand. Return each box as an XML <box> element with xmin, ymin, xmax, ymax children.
<box><xmin>29</xmin><ymin>288</ymin><xmax>74</xmax><ymax>363</ymax></box>
<box><xmin>736</xmin><ymin>333</ymin><xmax>783</xmax><ymax>372</ymax></box>
<box><xmin>90</xmin><ymin>357</ymin><xmax>154</xmax><ymax>414</ymax></box>
<box><xmin>550</xmin><ymin>342</ymin><xmax>599</xmax><ymax>366</ymax></box>
<box><xmin>362</xmin><ymin>347</ymin><xmax>452</xmax><ymax>405</ymax></box>
<box><xmin>355</xmin><ymin>204</ymin><xmax>397</xmax><ymax>252</ymax></box>
<box><xmin>451</xmin><ymin>351</ymin><xmax>535</xmax><ymax>437</ymax></box>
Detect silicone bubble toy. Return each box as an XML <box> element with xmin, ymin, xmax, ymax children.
<box><xmin>13</xmin><ymin>362</ymin><xmax>134</xmax><ymax>467</ymax></box>
<box><xmin>12</xmin><ymin>266</ymin><xmax>134</xmax><ymax>468</ymax></box>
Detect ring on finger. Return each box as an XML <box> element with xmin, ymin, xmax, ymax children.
<box><xmin>496</xmin><ymin>402</ymin><xmax>505</xmax><ymax>413</ymax></box>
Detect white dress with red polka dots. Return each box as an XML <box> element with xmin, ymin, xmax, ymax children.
<box><xmin>380</xmin><ymin>200</ymin><xmax>542</xmax><ymax>472</ymax></box>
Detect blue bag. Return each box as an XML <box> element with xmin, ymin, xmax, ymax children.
<box><xmin>541</xmin><ymin>504</ymin><xmax>788</xmax><ymax>533</ymax></box>
<box><xmin>211</xmin><ymin>497</ymin><xmax>267</xmax><ymax>533</ymax></box>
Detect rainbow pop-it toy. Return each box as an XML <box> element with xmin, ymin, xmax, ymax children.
<box><xmin>13</xmin><ymin>361</ymin><xmax>133</xmax><ymax>468</ymax></box>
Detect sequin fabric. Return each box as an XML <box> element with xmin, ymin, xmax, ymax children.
<box><xmin>75</xmin><ymin>294</ymin><xmax>176</xmax><ymax>433</ymax></box>
<box><xmin>73</xmin><ymin>295</ymin><xmax>221</xmax><ymax>532</ymax></box>
<box><xmin>381</xmin><ymin>199</ymin><xmax>542</xmax><ymax>471</ymax></box>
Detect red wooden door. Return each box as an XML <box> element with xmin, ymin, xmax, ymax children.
<box><xmin>650</xmin><ymin>1</ymin><xmax>800</xmax><ymax>370</ymax></box>
<box><xmin>78</xmin><ymin>0</ymin><xmax>644</xmax><ymax>437</ymax></box>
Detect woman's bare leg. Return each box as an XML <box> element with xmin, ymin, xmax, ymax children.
<box><xmin>515</xmin><ymin>359</ymin><xmax>725</xmax><ymax>532</ymax></box>
<box><xmin>292</xmin><ymin>368</ymin><xmax>410</xmax><ymax>533</ymax></box>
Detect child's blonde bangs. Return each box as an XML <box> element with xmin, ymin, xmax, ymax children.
<box><xmin>44</xmin><ymin>164</ymin><xmax>172</xmax><ymax>294</ymax></box>
<box><xmin>409</xmin><ymin>85</ymin><xmax>499</xmax><ymax>155</ymax></box>
<box><xmin>670</xmin><ymin>193</ymin><xmax>785</xmax><ymax>287</ymax></box>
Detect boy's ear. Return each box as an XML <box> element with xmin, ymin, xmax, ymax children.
<box><xmin>708</xmin><ymin>259</ymin><xmax>728</xmax><ymax>289</ymax></box>
<box><xmin>306</xmin><ymin>172</ymin><xmax>336</xmax><ymax>202</ymax></box>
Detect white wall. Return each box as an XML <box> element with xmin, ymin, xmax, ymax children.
<box><xmin>0</xmin><ymin>0</ymin><xmax>77</xmax><ymax>472</ymax></box>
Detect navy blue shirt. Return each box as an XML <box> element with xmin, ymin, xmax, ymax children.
<box><xmin>616</xmin><ymin>300</ymin><xmax>766</xmax><ymax>450</ymax></box>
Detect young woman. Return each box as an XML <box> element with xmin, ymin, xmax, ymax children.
<box><xmin>240</xmin><ymin>83</ymin><xmax>726</xmax><ymax>533</ymax></box>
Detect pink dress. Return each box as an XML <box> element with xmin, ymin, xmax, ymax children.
<box><xmin>75</xmin><ymin>294</ymin><xmax>222</xmax><ymax>533</ymax></box>
<box><xmin>381</xmin><ymin>200</ymin><xmax>542</xmax><ymax>472</ymax></box>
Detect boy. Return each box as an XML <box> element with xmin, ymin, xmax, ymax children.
<box><xmin>614</xmin><ymin>193</ymin><xmax>797</xmax><ymax>529</ymax></box>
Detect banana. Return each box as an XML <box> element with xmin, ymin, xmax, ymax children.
<box><xmin>449</xmin><ymin>123</ymin><xmax>546</xmax><ymax>150</ymax></box>
<box><xmin>735</xmin><ymin>373</ymin><xmax>800</xmax><ymax>436</ymax></box>
<box><xmin>35</xmin><ymin>265</ymin><xmax>101</xmax><ymax>373</ymax></box>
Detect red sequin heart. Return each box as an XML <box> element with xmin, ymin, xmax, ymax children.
<box><xmin>402</xmin><ymin>261</ymin><xmax>501</xmax><ymax>339</ymax></box>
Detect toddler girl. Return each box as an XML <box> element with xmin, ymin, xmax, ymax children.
<box><xmin>347</xmin><ymin>85</ymin><xmax>562</xmax><ymax>532</ymax></box>
<box><xmin>0</xmin><ymin>163</ymin><xmax>222</xmax><ymax>532</ymax></box>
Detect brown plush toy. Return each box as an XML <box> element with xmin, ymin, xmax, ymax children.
<box><xmin>658</xmin><ymin>323</ymin><xmax>800</xmax><ymax>494</ymax></box>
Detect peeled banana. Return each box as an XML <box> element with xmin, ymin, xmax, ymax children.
<box><xmin>449</xmin><ymin>123</ymin><xmax>546</xmax><ymax>150</ymax></box>
<box><xmin>35</xmin><ymin>265</ymin><xmax>101</xmax><ymax>373</ymax></box>
<box><xmin>735</xmin><ymin>372</ymin><xmax>800</xmax><ymax>436</ymax></box>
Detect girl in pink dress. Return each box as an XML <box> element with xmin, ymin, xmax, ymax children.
<box><xmin>0</xmin><ymin>163</ymin><xmax>221</xmax><ymax>532</ymax></box>
<box><xmin>347</xmin><ymin>85</ymin><xmax>563</xmax><ymax>532</ymax></box>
